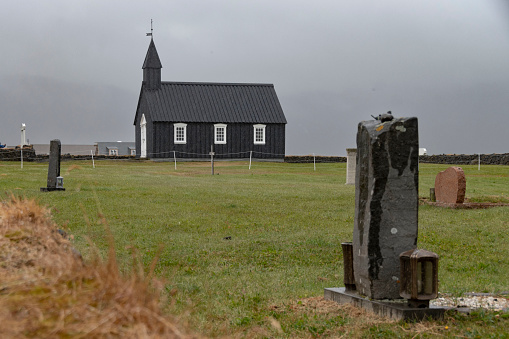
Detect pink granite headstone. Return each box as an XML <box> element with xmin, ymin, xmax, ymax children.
<box><xmin>434</xmin><ymin>167</ymin><xmax>466</xmax><ymax>204</ymax></box>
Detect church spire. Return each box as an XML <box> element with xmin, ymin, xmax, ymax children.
<box><xmin>143</xmin><ymin>37</ymin><xmax>162</xmax><ymax>90</ymax></box>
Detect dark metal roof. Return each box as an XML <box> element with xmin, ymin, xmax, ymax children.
<box><xmin>143</xmin><ymin>39</ymin><xmax>162</xmax><ymax>69</ymax></box>
<box><xmin>142</xmin><ymin>82</ymin><xmax>287</xmax><ymax>124</ymax></box>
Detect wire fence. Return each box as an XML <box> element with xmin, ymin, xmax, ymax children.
<box><xmin>0</xmin><ymin>147</ymin><xmax>347</xmax><ymax>172</ymax></box>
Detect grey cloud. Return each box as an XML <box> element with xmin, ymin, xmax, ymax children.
<box><xmin>1</xmin><ymin>1</ymin><xmax>508</xmax><ymax>155</ymax></box>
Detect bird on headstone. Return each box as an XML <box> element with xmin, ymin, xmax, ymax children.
<box><xmin>371</xmin><ymin>111</ymin><xmax>394</xmax><ymax>122</ymax></box>
<box><xmin>380</xmin><ymin>111</ymin><xmax>393</xmax><ymax>122</ymax></box>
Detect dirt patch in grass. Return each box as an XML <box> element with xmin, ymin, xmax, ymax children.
<box><xmin>151</xmin><ymin>171</ymin><xmax>197</xmax><ymax>177</ymax></box>
<box><xmin>184</xmin><ymin>161</ymin><xmax>248</xmax><ymax>168</ymax></box>
<box><xmin>64</xmin><ymin>164</ymin><xmax>83</xmax><ymax>175</ymax></box>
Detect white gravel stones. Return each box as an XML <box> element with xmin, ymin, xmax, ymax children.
<box><xmin>431</xmin><ymin>293</ymin><xmax>509</xmax><ymax>311</ymax></box>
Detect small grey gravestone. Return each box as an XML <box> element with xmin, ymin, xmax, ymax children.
<box><xmin>345</xmin><ymin>148</ymin><xmax>357</xmax><ymax>185</ymax></box>
<box><xmin>353</xmin><ymin>117</ymin><xmax>419</xmax><ymax>299</ymax></box>
<box><xmin>41</xmin><ymin>139</ymin><xmax>65</xmax><ymax>192</ymax></box>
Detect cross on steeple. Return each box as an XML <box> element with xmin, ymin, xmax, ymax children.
<box><xmin>146</xmin><ymin>19</ymin><xmax>153</xmax><ymax>37</ymax></box>
<box><xmin>142</xmin><ymin>21</ymin><xmax>162</xmax><ymax>90</ymax></box>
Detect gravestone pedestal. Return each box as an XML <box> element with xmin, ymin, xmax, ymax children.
<box><xmin>41</xmin><ymin>139</ymin><xmax>65</xmax><ymax>192</ymax></box>
<box><xmin>353</xmin><ymin>117</ymin><xmax>419</xmax><ymax>299</ymax></box>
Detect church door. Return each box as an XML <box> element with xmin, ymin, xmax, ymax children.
<box><xmin>140</xmin><ymin>114</ymin><xmax>147</xmax><ymax>158</ymax></box>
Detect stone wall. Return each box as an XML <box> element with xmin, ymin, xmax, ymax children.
<box><xmin>0</xmin><ymin>148</ymin><xmax>36</xmax><ymax>161</ymax></box>
<box><xmin>285</xmin><ymin>154</ymin><xmax>509</xmax><ymax>165</ymax></box>
<box><xmin>0</xmin><ymin>149</ymin><xmax>134</xmax><ymax>162</ymax></box>
<box><xmin>284</xmin><ymin>155</ymin><xmax>346</xmax><ymax>163</ymax></box>
<box><xmin>419</xmin><ymin>153</ymin><xmax>509</xmax><ymax>166</ymax></box>
<box><xmin>2</xmin><ymin>150</ymin><xmax>508</xmax><ymax>165</ymax></box>
<box><xmin>37</xmin><ymin>154</ymin><xmax>135</xmax><ymax>161</ymax></box>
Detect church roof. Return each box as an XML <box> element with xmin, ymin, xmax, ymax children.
<box><xmin>140</xmin><ymin>81</ymin><xmax>287</xmax><ymax>124</ymax></box>
<box><xmin>142</xmin><ymin>39</ymin><xmax>162</xmax><ymax>69</ymax></box>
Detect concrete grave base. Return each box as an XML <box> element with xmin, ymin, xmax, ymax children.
<box><xmin>324</xmin><ymin>287</ymin><xmax>446</xmax><ymax>321</ymax></box>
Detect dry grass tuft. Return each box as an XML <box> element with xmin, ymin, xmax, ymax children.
<box><xmin>278</xmin><ymin>297</ymin><xmax>394</xmax><ymax>338</ymax></box>
<box><xmin>0</xmin><ymin>196</ymin><xmax>199</xmax><ymax>338</ymax></box>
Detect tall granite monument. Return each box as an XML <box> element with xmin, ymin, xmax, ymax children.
<box><xmin>41</xmin><ymin>139</ymin><xmax>65</xmax><ymax>192</ymax></box>
<box><xmin>353</xmin><ymin>117</ymin><xmax>419</xmax><ymax>299</ymax></box>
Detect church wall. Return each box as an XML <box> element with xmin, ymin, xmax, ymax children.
<box><xmin>150</xmin><ymin>122</ymin><xmax>285</xmax><ymax>159</ymax></box>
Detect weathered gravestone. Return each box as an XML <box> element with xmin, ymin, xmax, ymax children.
<box><xmin>353</xmin><ymin>117</ymin><xmax>419</xmax><ymax>299</ymax></box>
<box><xmin>41</xmin><ymin>139</ymin><xmax>65</xmax><ymax>192</ymax></box>
<box><xmin>325</xmin><ymin>116</ymin><xmax>446</xmax><ymax>320</ymax></box>
<box><xmin>434</xmin><ymin>167</ymin><xmax>465</xmax><ymax>204</ymax></box>
<box><xmin>345</xmin><ymin>148</ymin><xmax>357</xmax><ymax>185</ymax></box>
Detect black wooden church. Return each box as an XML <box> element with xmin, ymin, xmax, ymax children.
<box><xmin>134</xmin><ymin>39</ymin><xmax>287</xmax><ymax>160</ymax></box>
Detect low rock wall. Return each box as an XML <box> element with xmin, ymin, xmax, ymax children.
<box><xmin>0</xmin><ymin>148</ymin><xmax>36</xmax><ymax>161</ymax></box>
<box><xmin>0</xmin><ymin>150</ymin><xmax>135</xmax><ymax>162</ymax></box>
<box><xmin>285</xmin><ymin>154</ymin><xmax>509</xmax><ymax>165</ymax></box>
<box><xmin>37</xmin><ymin>154</ymin><xmax>135</xmax><ymax>161</ymax></box>
<box><xmin>419</xmin><ymin>153</ymin><xmax>509</xmax><ymax>166</ymax></box>
<box><xmin>284</xmin><ymin>155</ymin><xmax>347</xmax><ymax>163</ymax></box>
<box><xmin>2</xmin><ymin>150</ymin><xmax>508</xmax><ymax>165</ymax></box>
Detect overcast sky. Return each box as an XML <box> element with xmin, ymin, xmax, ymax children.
<box><xmin>1</xmin><ymin>1</ymin><xmax>508</xmax><ymax>155</ymax></box>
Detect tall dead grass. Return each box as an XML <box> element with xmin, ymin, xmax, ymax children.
<box><xmin>0</xmin><ymin>196</ymin><xmax>198</xmax><ymax>338</ymax></box>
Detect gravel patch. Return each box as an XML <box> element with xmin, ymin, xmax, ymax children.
<box><xmin>431</xmin><ymin>293</ymin><xmax>509</xmax><ymax>312</ymax></box>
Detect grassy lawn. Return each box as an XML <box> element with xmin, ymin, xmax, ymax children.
<box><xmin>1</xmin><ymin>160</ymin><xmax>508</xmax><ymax>337</ymax></box>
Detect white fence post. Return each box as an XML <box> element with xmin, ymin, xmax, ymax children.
<box><xmin>174</xmin><ymin>151</ymin><xmax>177</xmax><ymax>170</ymax></box>
<box><xmin>91</xmin><ymin>150</ymin><xmax>95</xmax><ymax>169</ymax></box>
<box><xmin>313</xmin><ymin>153</ymin><xmax>316</xmax><ymax>171</ymax></box>
<box><xmin>20</xmin><ymin>149</ymin><xmax>23</xmax><ymax>169</ymax></box>
<box><xmin>249</xmin><ymin>151</ymin><xmax>252</xmax><ymax>170</ymax></box>
<box><xmin>210</xmin><ymin>145</ymin><xmax>214</xmax><ymax>175</ymax></box>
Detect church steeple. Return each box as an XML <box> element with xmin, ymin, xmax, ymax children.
<box><xmin>143</xmin><ymin>38</ymin><xmax>162</xmax><ymax>90</ymax></box>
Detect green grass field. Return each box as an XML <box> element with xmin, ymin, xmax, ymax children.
<box><xmin>1</xmin><ymin>160</ymin><xmax>508</xmax><ymax>337</ymax></box>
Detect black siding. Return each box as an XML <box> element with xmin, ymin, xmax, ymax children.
<box><xmin>151</xmin><ymin>122</ymin><xmax>285</xmax><ymax>159</ymax></box>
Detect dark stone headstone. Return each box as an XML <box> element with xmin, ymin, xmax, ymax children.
<box><xmin>434</xmin><ymin>167</ymin><xmax>466</xmax><ymax>204</ymax></box>
<box><xmin>41</xmin><ymin>139</ymin><xmax>65</xmax><ymax>192</ymax></box>
<box><xmin>353</xmin><ymin>117</ymin><xmax>419</xmax><ymax>299</ymax></box>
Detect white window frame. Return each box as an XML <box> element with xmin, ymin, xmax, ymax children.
<box><xmin>108</xmin><ymin>148</ymin><xmax>118</xmax><ymax>156</ymax></box>
<box><xmin>130</xmin><ymin>148</ymin><xmax>136</xmax><ymax>156</ymax></box>
<box><xmin>174</xmin><ymin>123</ymin><xmax>187</xmax><ymax>144</ymax></box>
<box><xmin>214</xmin><ymin>124</ymin><xmax>227</xmax><ymax>144</ymax></box>
<box><xmin>253</xmin><ymin>124</ymin><xmax>266</xmax><ymax>145</ymax></box>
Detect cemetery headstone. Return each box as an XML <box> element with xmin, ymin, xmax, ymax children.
<box><xmin>41</xmin><ymin>139</ymin><xmax>65</xmax><ymax>192</ymax></box>
<box><xmin>345</xmin><ymin>148</ymin><xmax>357</xmax><ymax>185</ymax></box>
<box><xmin>353</xmin><ymin>117</ymin><xmax>419</xmax><ymax>299</ymax></box>
<box><xmin>326</xmin><ymin>116</ymin><xmax>445</xmax><ymax>320</ymax></box>
<box><xmin>434</xmin><ymin>167</ymin><xmax>465</xmax><ymax>204</ymax></box>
